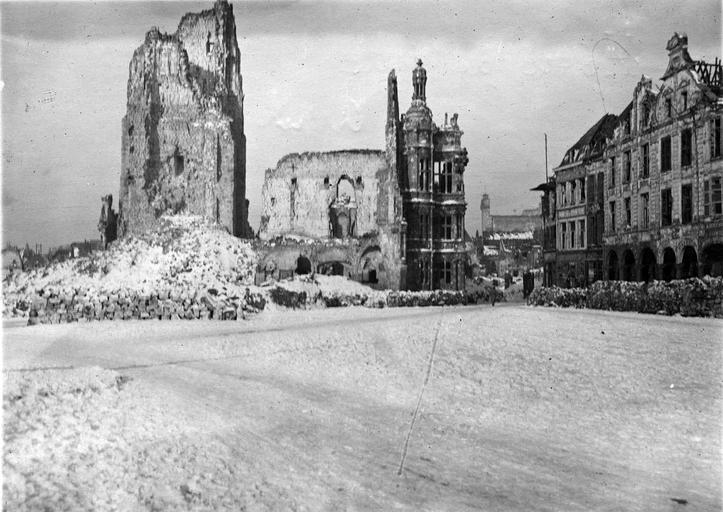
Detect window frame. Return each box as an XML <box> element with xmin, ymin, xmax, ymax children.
<box><xmin>661</xmin><ymin>136</ymin><xmax>672</xmax><ymax>172</ymax></box>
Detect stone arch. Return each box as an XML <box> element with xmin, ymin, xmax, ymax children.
<box><xmin>701</xmin><ymin>243</ymin><xmax>723</xmax><ymax>277</ymax></box>
<box><xmin>680</xmin><ymin>245</ymin><xmax>698</xmax><ymax>279</ymax></box>
<box><xmin>622</xmin><ymin>249</ymin><xmax>636</xmax><ymax>282</ymax></box>
<box><xmin>336</xmin><ymin>175</ymin><xmax>356</xmax><ymax>203</ymax></box>
<box><xmin>295</xmin><ymin>255</ymin><xmax>312</xmax><ymax>275</ymax></box>
<box><xmin>607</xmin><ymin>250</ymin><xmax>619</xmax><ymax>280</ymax></box>
<box><xmin>317</xmin><ymin>261</ymin><xmax>346</xmax><ymax>276</ymax></box>
<box><xmin>639</xmin><ymin>247</ymin><xmax>657</xmax><ymax>282</ymax></box>
<box><xmin>662</xmin><ymin>247</ymin><xmax>676</xmax><ymax>282</ymax></box>
<box><xmin>359</xmin><ymin>245</ymin><xmax>383</xmax><ymax>286</ymax></box>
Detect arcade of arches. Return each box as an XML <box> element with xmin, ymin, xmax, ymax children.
<box><xmin>606</xmin><ymin>243</ymin><xmax>723</xmax><ymax>282</ymax></box>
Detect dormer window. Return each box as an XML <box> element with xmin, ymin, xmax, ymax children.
<box><xmin>681</xmin><ymin>91</ymin><xmax>688</xmax><ymax>111</ymax></box>
<box><xmin>666</xmin><ymin>98</ymin><xmax>672</xmax><ymax>118</ymax></box>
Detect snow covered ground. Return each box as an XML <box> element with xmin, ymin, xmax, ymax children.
<box><xmin>3</xmin><ymin>305</ymin><xmax>721</xmax><ymax>511</ymax></box>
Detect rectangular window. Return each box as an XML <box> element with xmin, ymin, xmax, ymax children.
<box><xmin>420</xmin><ymin>259</ymin><xmax>430</xmax><ymax>287</ymax></box>
<box><xmin>609</xmin><ymin>201</ymin><xmax>616</xmax><ymax>232</ymax></box>
<box><xmin>712</xmin><ymin>117</ymin><xmax>722</xmax><ymax>159</ymax></box>
<box><xmin>624</xmin><ymin>197</ymin><xmax>631</xmax><ymax>227</ymax></box>
<box><xmin>623</xmin><ymin>151</ymin><xmax>631</xmax><ymax>182</ymax></box>
<box><xmin>704</xmin><ymin>180</ymin><xmax>710</xmax><ymax>216</ymax></box>
<box><xmin>571</xmin><ymin>180</ymin><xmax>577</xmax><ymax>205</ymax></box>
<box><xmin>661</xmin><ymin>136</ymin><xmax>672</xmax><ymax>172</ymax></box>
<box><xmin>610</xmin><ymin>157</ymin><xmax>616</xmax><ymax>187</ymax></box>
<box><xmin>713</xmin><ymin>177</ymin><xmax>722</xmax><ymax>215</ymax></box>
<box><xmin>418</xmin><ymin>158</ymin><xmax>431</xmax><ymax>191</ymax></box>
<box><xmin>661</xmin><ymin>188</ymin><xmax>673</xmax><ymax>226</ymax></box>
<box><xmin>456</xmin><ymin>214</ymin><xmax>463</xmax><ymax>240</ymax></box>
<box><xmin>570</xmin><ymin>221</ymin><xmax>575</xmax><ymax>248</ymax></box>
<box><xmin>578</xmin><ymin>220</ymin><xmax>585</xmax><ymax>248</ymax></box>
<box><xmin>681</xmin><ymin>129</ymin><xmax>692</xmax><ymax>167</ymax></box>
<box><xmin>640</xmin><ymin>193</ymin><xmax>649</xmax><ymax>228</ymax></box>
<box><xmin>681</xmin><ymin>91</ymin><xmax>688</xmax><ymax>111</ymax></box>
<box><xmin>442</xmin><ymin>260</ymin><xmax>452</xmax><ymax>285</ymax></box>
<box><xmin>561</xmin><ymin>222</ymin><xmax>567</xmax><ymax>249</ymax></box>
<box><xmin>641</xmin><ymin>143</ymin><xmax>650</xmax><ymax>178</ymax></box>
<box><xmin>582</xmin><ymin>177</ymin><xmax>588</xmax><ymax>203</ymax></box>
<box><xmin>597</xmin><ymin>173</ymin><xmax>604</xmax><ymax>203</ymax></box>
<box><xmin>666</xmin><ymin>98</ymin><xmax>672</xmax><ymax>118</ymax></box>
<box><xmin>440</xmin><ymin>161</ymin><xmax>453</xmax><ymax>193</ymax></box>
<box><xmin>442</xmin><ymin>215</ymin><xmax>453</xmax><ymax>239</ymax></box>
<box><xmin>681</xmin><ymin>184</ymin><xmax>693</xmax><ymax>224</ymax></box>
<box><xmin>420</xmin><ymin>213</ymin><xmax>429</xmax><ymax>239</ymax></box>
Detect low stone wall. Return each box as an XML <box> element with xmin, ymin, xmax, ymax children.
<box><xmin>263</xmin><ymin>283</ymin><xmax>488</xmax><ymax>310</ymax></box>
<box><xmin>7</xmin><ymin>278</ymin><xmax>499</xmax><ymax>325</ymax></box>
<box><xmin>11</xmin><ymin>286</ymin><xmax>267</xmax><ymax>325</ymax></box>
<box><xmin>528</xmin><ymin>277</ymin><xmax>723</xmax><ymax>317</ymax></box>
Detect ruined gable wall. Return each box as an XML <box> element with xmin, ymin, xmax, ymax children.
<box><xmin>118</xmin><ymin>1</ymin><xmax>247</xmax><ymax>238</ymax></box>
<box><xmin>259</xmin><ymin>150</ymin><xmax>390</xmax><ymax>240</ymax></box>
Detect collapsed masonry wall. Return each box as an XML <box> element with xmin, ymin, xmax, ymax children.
<box><xmin>259</xmin><ymin>150</ymin><xmax>391</xmax><ymax>240</ymax></box>
<box><xmin>254</xmin><ymin>229</ymin><xmax>405</xmax><ymax>290</ymax></box>
<box><xmin>19</xmin><ymin>286</ymin><xmax>266</xmax><ymax>324</ymax></box>
<box><xmin>119</xmin><ymin>0</ymin><xmax>249</xmax><ymax>238</ymax></box>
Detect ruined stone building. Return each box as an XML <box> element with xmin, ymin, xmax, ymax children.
<box><xmin>538</xmin><ymin>33</ymin><xmax>722</xmax><ymax>287</ymax></box>
<box><xmin>258</xmin><ymin>60</ymin><xmax>469</xmax><ymax>290</ymax></box>
<box><xmin>117</xmin><ymin>0</ymin><xmax>250</xmax><ymax>238</ymax></box>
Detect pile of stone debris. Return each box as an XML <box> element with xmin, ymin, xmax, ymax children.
<box><xmin>3</xmin><ymin>215</ymin><xmax>262</xmax><ymax>324</ymax></box>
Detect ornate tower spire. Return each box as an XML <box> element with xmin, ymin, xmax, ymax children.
<box><xmin>412</xmin><ymin>58</ymin><xmax>427</xmax><ymax>102</ymax></box>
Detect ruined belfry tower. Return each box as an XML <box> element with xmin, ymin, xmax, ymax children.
<box><xmin>400</xmin><ymin>60</ymin><xmax>469</xmax><ymax>290</ymax></box>
<box><xmin>118</xmin><ymin>0</ymin><xmax>250</xmax><ymax>238</ymax></box>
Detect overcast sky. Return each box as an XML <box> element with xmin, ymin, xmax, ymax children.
<box><xmin>1</xmin><ymin>0</ymin><xmax>721</xmax><ymax>247</ymax></box>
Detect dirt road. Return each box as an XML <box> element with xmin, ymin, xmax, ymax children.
<box><xmin>4</xmin><ymin>305</ymin><xmax>721</xmax><ymax>511</ymax></box>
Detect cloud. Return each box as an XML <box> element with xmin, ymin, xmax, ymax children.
<box><xmin>3</xmin><ymin>1</ymin><xmax>719</xmax><ymax>53</ymax></box>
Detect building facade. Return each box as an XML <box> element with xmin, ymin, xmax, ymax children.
<box><xmin>401</xmin><ymin>60</ymin><xmax>469</xmax><ymax>291</ymax></box>
<box><xmin>540</xmin><ymin>33</ymin><xmax>722</xmax><ymax>286</ymax></box>
<box><xmin>551</xmin><ymin>114</ymin><xmax>617</xmax><ymax>286</ymax></box>
<box><xmin>604</xmin><ymin>33</ymin><xmax>722</xmax><ymax>282</ymax></box>
<box><xmin>257</xmin><ymin>60</ymin><xmax>469</xmax><ymax>291</ymax></box>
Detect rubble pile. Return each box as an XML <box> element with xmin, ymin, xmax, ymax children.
<box><xmin>525</xmin><ymin>287</ymin><xmax>588</xmax><ymax>309</ymax></box>
<box><xmin>263</xmin><ymin>275</ymin><xmax>473</xmax><ymax>309</ymax></box>
<box><xmin>3</xmin><ymin>215</ymin><xmax>262</xmax><ymax>324</ymax></box>
<box><xmin>528</xmin><ymin>277</ymin><xmax>723</xmax><ymax>317</ymax></box>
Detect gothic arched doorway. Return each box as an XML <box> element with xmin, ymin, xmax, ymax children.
<box><xmin>607</xmin><ymin>250</ymin><xmax>619</xmax><ymax>280</ymax></box>
<box><xmin>701</xmin><ymin>243</ymin><xmax>723</xmax><ymax>277</ymax></box>
<box><xmin>662</xmin><ymin>248</ymin><xmax>676</xmax><ymax>282</ymax></box>
<box><xmin>639</xmin><ymin>248</ymin><xmax>656</xmax><ymax>282</ymax></box>
<box><xmin>295</xmin><ymin>255</ymin><xmax>312</xmax><ymax>275</ymax></box>
<box><xmin>680</xmin><ymin>246</ymin><xmax>698</xmax><ymax>279</ymax></box>
<box><xmin>622</xmin><ymin>249</ymin><xmax>636</xmax><ymax>281</ymax></box>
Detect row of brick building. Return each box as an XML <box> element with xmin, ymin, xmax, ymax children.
<box><xmin>536</xmin><ymin>33</ymin><xmax>722</xmax><ymax>287</ymax></box>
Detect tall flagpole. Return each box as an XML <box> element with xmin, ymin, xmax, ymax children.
<box><xmin>545</xmin><ymin>133</ymin><xmax>549</xmax><ymax>182</ymax></box>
